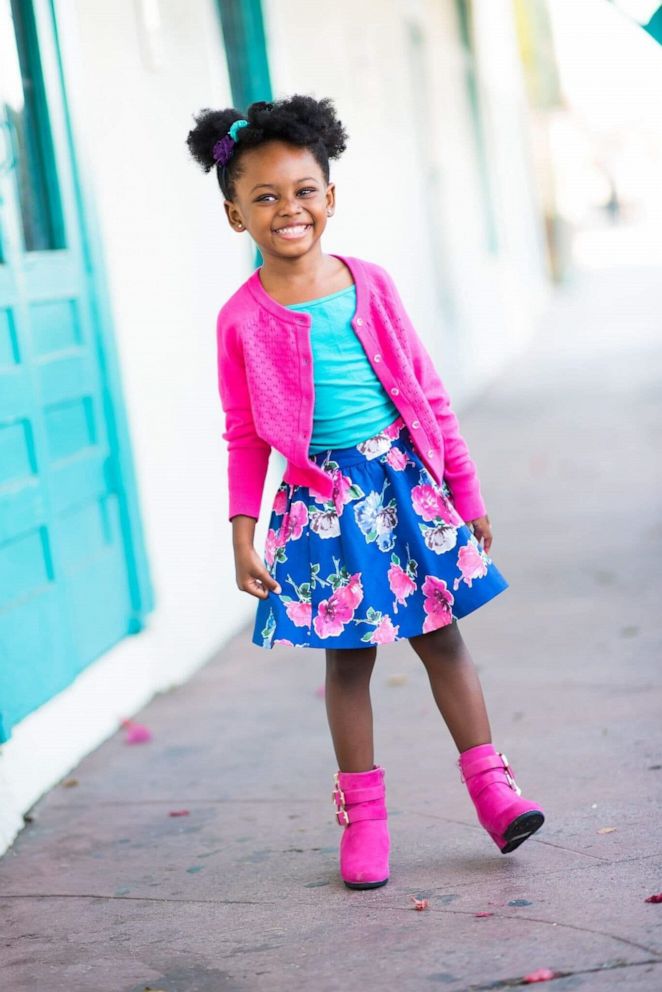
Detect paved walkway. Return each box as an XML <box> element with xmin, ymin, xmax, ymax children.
<box><xmin>1</xmin><ymin>261</ymin><xmax>661</xmax><ymax>991</ymax></box>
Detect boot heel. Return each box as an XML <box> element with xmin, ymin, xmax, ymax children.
<box><xmin>459</xmin><ymin>744</ymin><xmax>545</xmax><ymax>853</ymax></box>
<box><xmin>499</xmin><ymin>810</ymin><xmax>545</xmax><ymax>854</ymax></box>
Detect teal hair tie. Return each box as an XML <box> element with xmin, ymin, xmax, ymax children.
<box><xmin>228</xmin><ymin>119</ymin><xmax>249</xmax><ymax>141</ymax></box>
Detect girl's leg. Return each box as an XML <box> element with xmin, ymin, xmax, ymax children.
<box><xmin>409</xmin><ymin>621</ymin><xmax>545</xmax><ymax>852</ymax></box>
<box><xmin>409</xmin><ymin>621</ymin><xmax>491</xmax><ymax>753</ymax></box>
<box><xmin>325</xmin><ymin>645</ymin><xmax>377</xmax><ymax>771</ymax></box>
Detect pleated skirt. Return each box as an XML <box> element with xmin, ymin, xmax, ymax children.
<box><xmin>252</xmin><ymin>414</ymin><xmax>509</xmax><ymax>649</ymax></box>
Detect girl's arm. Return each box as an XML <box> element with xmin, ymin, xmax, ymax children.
<box><xmin>232</xmin><ymin>514</ymin><xmax>281</xmax><ymax>599</ymax></box>
<box><xmin>216</xmin><ymin>312</ymin><xmax>271</xmax><ymax>522</ymax></box>
<box><xmin>217</xmin><ymin>314</ymin><xmax>281</xmax><ymax>598</ymax></box>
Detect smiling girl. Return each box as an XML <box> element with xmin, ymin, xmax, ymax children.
<box><xmin>186</xmin><ymin>95</ymin><xmax>544</xmax><ymax>890</ymax></box>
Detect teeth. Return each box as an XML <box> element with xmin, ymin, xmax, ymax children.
<box><xmin>276</xmin><ymin>224</ymin><xmax>310</xmax><ymax>233</ymax></box>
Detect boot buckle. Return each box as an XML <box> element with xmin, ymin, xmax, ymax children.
<box><xmin>332</xmin><ymin>774</ymin><xmax>349</xmax><ymax>826</ymax></box>
<box><xmin>499</xmin><ymin>752</ymin><xmax>522</xmax><ymax>795</ymax></box>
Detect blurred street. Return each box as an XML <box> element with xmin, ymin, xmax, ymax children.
<box><xmin>1</xmin><ymin>257</ymin><xmax>661</xmax><ymax>991</ymax></box>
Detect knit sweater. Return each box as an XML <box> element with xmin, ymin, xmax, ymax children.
<box><xmin>216</xmin><ymin>254</ymin><xmax>487</xmax><ymax>523</ymax></box>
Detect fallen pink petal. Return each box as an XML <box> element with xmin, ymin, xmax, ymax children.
<box><xmin>122</xmin><ymin>721</ymin><xmax>153</xmax><ymax>743</ymax></box>
<box><xmin>168</xmin><ymin>809</ymin><xmax>190</xmax><ymax>817</ymax></box>
<box><xmin>645</xmin><ymin>893</ymin><xmax>662</xmax><ymax>903</ymax></box>
<box><xmin>522</xmin><ymin>968</ymin><xmax>559</xmax><ymax>983</ymax></box>
<box><xmin>409</xmin><ymin>896</ymin><xmax>429</xmax><ymax>911</ymax></box>
<box><xmin>474</xmin><ymin>911</ymin><xmax>494</xmax><ymax>918</ymax></box>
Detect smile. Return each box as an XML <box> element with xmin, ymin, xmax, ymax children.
<box><xmin>273</xmin><ymin>224</ymin><xmax>313</xmax><ymax>239</ymax></box>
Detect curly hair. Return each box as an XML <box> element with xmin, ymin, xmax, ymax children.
<box><xmin>186</xmin><ymin>94</ymin><xmax>349</xmax><ymax>200</ymax></box>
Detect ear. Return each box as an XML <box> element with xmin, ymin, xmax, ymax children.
<box><xmin>325</xmin><ymin>182</ymin><xmax>336</xmax><ymax>216</ymax></box>
<box><xmin>223</xmin><ymin>199</ymin><xmax>245</xmax><ymax>231</ymax></box>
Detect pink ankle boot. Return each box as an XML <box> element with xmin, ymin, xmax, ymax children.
<box><xmin>458</xmin><ymin>743</ymin><xmax>544</xmax><ymax>853</ymax></box>
<box><xmin>332</xmin><ymin>764</ymin><xmax>390</xmax><ymax>889</ymax></box>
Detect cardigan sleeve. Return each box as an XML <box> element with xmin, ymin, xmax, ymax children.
<box><xmin>216</xmin><ymin>311</ymin><xmax>271</xmax><ymax>522</ymax></box>
<box><xmin>379</xmin><ymin>267</ymin><xmax>487</xmax><ymax>522</ymax></box>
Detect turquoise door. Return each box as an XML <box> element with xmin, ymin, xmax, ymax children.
<box><xmin>0</xmin><ymin>0</ymin><xmax>153</xmax><ymax>742</ymax></box>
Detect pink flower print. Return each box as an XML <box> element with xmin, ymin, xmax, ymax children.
<box><xmin>285</xmin><ymin>600</ymin><xmax>312</xmax><ymax>627</ymax></box>
<box><xmin>333</xmin><ymin>572</ymin><xmax>364</xmax><ymax>612</ymax></box>
<box><xmin>382</xmin><ymin>418</ymin><xmax>403</xmax><ymax>441</ymax></box>
<box><xmin>388</xmin><ymin>562</ymin><xmax>416</xmax><ymax>608</ymax></box>
<box><xmin>273</xmin><ymin>638</ymin><xmax>294</xmax><ymax>646</ymax></box>
<box><xmin>453</xmin><ymin>542</ymin><xmax>488</xmax><ymax>590</ymax></box>
<box><xmin>273</xmin><ymin>488</ymin><xmax>288</xmax><ymax>516</ymax></box>
<box><xmin>370</xmin><ymin>615</ymin><xmax>399</xmax><ymax>644</ymax></box>
<box><xmin>281</xmin><ymin>500</ymin><xmax>308</xmax><ymax>542</ymax></box>
<box><xmin>385</xmin><ymin>447</ymin><xmax>409</xmax><ymax>471</ymax></box>
<box><xmin>411</xmin><ymin>483</ymin><xmax>453</xmax><ymax>523</ymax></box>
<box><xmin>330</xmin><ymin>468</ymin><xmax>354</xmax><ymax>516</ymax></box>
<box><xmin>313</xmin><ymin>589</ymin><xmax>355</xmax><ymax>639</ymax></box>
<box><xmin>312</xmin><ymin>572</ymin><xmax>363</xmax><ymax>639</ymax></box>
<box><xmin>309</xmin><ymin>507</ymin><xmax>340</xmax><ymax>539</ymax></box>
<box><xmin>421</xmin><ymin>575</ymin><xmax>455</xmax><ymax>632</ymax></box>
<box><xmin>264</xmin><ymin>528</ymin><xmax>280</xmax><ymax>568</ymax></box>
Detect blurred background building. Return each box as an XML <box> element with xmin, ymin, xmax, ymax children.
<box><xmin>1</xmin><ymin>0</ymin><xmax>660</xmax><ymax>854</ymax></box>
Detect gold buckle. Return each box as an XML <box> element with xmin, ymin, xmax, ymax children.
<box><xmin>332</xmin><ymin>773</ymin><xmax>346</xmax><ymax>807</ymax></box>
<box><xmin>333</xmin><ymin>772</ymin><xmax>349</xmax><ymax>826</ymax></box>
<box><xmin>499</xmin><ymin>752</ymin><xmax>522</xmax><ymax>795</ymax></box>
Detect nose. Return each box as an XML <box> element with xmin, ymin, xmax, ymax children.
<box><xmin>277</xmin><ymin>193</ymin><xmax>304</xmax><ymax>217</ymax></box>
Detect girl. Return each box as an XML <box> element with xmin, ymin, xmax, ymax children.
<box><xmin>186</xmin><ymin>94</ymin><xmax>544</xmax><ymax>890</ymax></box>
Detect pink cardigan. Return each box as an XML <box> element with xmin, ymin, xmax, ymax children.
<box><xmin>216</xmin><ymin>254</ymin><xmax>487</xmax><ymax>524</ymax></box>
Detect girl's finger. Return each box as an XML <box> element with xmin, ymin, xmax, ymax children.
<box><xmin>254</xmin><ymin>571</ymin><xmax>281</xmax><ymax>596</ymax></box>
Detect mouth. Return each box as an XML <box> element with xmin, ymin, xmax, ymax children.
<box><xmin>272</xmin><ymin>223</ymin><xmax>313</xmax><ymax>240</ymax></box>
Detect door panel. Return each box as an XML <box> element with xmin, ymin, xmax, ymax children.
<box><xmin>0</xmin><ymin>0</ymin><xmax>152</xmax><ymax>742</ymax></box>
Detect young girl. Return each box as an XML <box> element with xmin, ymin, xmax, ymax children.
<box><xmin>186</xmin><ymin>94</ymin><xmax>544</xmax><ymax>890</ymax></box>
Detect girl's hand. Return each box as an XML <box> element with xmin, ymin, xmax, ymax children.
<box><xmin>469</xmin><ymin>514</ymin><xmax>493</xmax><ymax>553</ymax></box>
<box><xmin>234</xmin><ymin>545</ymin><xmax>282</xmax><ymax>599</ymax></box>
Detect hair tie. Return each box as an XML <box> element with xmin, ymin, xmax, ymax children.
<box><xmin>212</xmin><ymin>119</ymin><xmax>249</xmax><ymax>167</ymax></box>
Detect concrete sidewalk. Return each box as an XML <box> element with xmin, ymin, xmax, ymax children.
<box><xmin>1</xmin><ymin>262</ymin><xmax>661</xmax><ymax>992</ymax></box>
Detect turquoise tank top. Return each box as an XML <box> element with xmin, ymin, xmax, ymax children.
<box><xmin>286</xmin><ymin>284</ymin><xmax>399</xmax><ymax>453</ymax></box>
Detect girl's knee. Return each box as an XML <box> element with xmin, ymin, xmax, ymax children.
<box><xmin>326</xmin><ymin>645</ymin><xmax>376</xmax><ymax>680</ymax></box>
<box><xmin>409</xmin><ymin>620</ymin><xmax>463</xmax><ymax>660</ymax></box>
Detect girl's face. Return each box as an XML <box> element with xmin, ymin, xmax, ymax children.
<box><xmin>224</xmin><ymin>141</ymin><xmax>335</xmax><ymax>261</ymax></box>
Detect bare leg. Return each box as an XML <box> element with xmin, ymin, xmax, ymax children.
<box><xmin>325</xmin><ymin>646</ymin><xmax>377</xmax><ymax>772</ymax></box>
<box><xmin>409</xmin><ymin>621</ymin><xmax>491</xmax><ymax>753</ymax></box>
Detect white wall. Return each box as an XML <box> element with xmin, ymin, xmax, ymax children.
<box><xmin>263</xmin><ymin>0</ymin><xmax>549</xmax><ymax>396</ymax></box>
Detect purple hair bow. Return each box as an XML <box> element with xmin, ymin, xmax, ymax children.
<box><xmin>213</xmin><ymin>118</ymin><xmax>248</xmax><ymax>167</ymax></box>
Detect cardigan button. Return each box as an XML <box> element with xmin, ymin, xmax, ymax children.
<box><xmin>390</xmin><ymin>387</ymin><xmax>399</xmax><ymax>396</ymax></box>
<box><xmin>412</xmin><ymin>420</ymin><xmax>420</xmax><ymax>429</ymax></box>
<box><xmin>356</xmin><ymin>317</ymin><xmax>364</xmax><ymax>326</ymax></box>
<box><xmin>427</xmin><ymin>449</ymin><xmax>434</xmax><ymax>458</ymax></box>
<box><xmin>374</xmin><ymin>353</ymin><xmax>381</xmax><ymax>362</ymax></box>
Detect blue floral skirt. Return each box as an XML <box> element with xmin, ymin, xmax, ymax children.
<box><xmin>252</xmin><ymin>415</ymin><xmax>509</xmax><ymax>650</ymax></box>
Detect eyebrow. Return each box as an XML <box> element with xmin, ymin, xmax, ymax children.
<box><xmin>250</xmin><ymin>177</ymin><xmax>319</xmax><ymax>193</ymax></box>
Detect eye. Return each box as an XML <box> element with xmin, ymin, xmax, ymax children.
<box><xmin>254</xmin><ymin>187</ymin><xmax>317</xmax><ymax>202</ymax></box>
